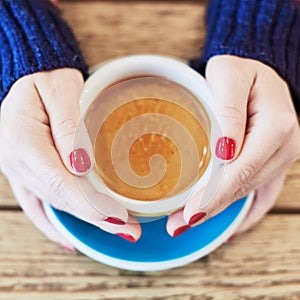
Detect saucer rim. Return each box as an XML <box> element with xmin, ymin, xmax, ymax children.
<box><xmin>43</xmin><ymin>191</ymin><xmax>254</xmax><ymax>272</ymax></box>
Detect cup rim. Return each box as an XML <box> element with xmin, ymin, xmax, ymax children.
<box><xmin>79</xmin><ymin>54</ymin><xmax>219</xmax><ymax>216</ymax></box>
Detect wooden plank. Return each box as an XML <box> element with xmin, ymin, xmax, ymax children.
<box><xmin>60</xmin><ymin>1</ymin><xmax>207</xmax><ymax>66</ymax></box>
<box><xmin>0</xmin><ymin>212</ymin><xmax>299</xmax><ymax>299</ymax></box>
<box><xmin>276</xmin><ymin>159</ymin><xmax>300</xmax><ymax>211</ymax></box>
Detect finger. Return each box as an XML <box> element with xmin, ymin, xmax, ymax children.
<box><xmin>7</xmin><ymin>165</ymin><xmax>140</xmax><ymax>243</ymax></box>
<box><xmin>34</xmin><ymin>69</ymin><xmax>93</xmax><ymax>175</ymax></box>
<box><xmin>4</xmin><ymin>158</ymin><xmax>140</xmax><ymax>240</ymax></box>
<box><xmin>1</xmin><ymin>133</ymin><xmax>129</xmax><ymax>227</ymax></box>
<box><xmin>233</xmin><ymin>133</ymin><xmax>300</xmax><ymax>200</ymax></box>
<box><xmin>206</xmin><ymin>128</ymin><xmax>298</xmax><ymax>219</ymax></box>
<box><xmin>166</xmin><ymin>210</ymin><xmax>190</xmax><ymax>238</ymax></box>
<box><xmin>0</xmin><ymin>73</ymin><xmax>131</xmax><ymax>235</ymax></box>
<box><xmin>100</xmin><ymin>215</ymin><xmax>142</xmax><ymax>242</ymax></box>
<box><xmin>236</xmin><ymin>173</ymin><xmax>286</xmax><ymax>234</ymax></box>
<box><xmin>206</xmin><ymin>56</ymin><xmax>254</xmax><ymax>161</ymax></box>
<box><xmin>182</xmin><ymin>187</ymin><xmax>208</xmax><ymax>226</ymax></box>
<box><xmin>3</xmin><ymin>159</ymin><xmax>137</xmax><ymax>239</ymax></box>
<box><xmin>8</xmin><ymin>180</ymin><xmax>74</xmax><ymax>251</ymax></box>
<box><xmin>187</xmin><ymin>79</ymin><xmax>294</xmax><ymax>223</ymax></box>
<box><xmin>192</xmin><ymin>122</ymin><xmax>286</xmax><ymax>222</ymax></box>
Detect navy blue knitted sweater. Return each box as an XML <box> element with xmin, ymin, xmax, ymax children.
<box><xmin>0</xmin><ymin>0</ymin><xmax>300</xmax><ymax>111</ymax></box>
<box><xmin>0</xmin><ymin>0</ymin><xmax>88</xmax><ymax>103</ymax></box>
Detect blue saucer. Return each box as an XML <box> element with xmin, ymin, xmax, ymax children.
<box><xmin>44</xmin><ymin>193</ymin><xmax>253</xmax><ymax>271</ymax></box>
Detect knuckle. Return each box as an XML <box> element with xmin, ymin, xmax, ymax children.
<box><xmin>217</xmin><ymin>105</ymin><xmax>245</xmax><ymax>128</ymax></box>
<box><xmin>47</xmin><ymin>172</ymin><xmax>68</xmax><ymax>201</ymax></box>
<box><xmin>207</xmin><ymin>57</ymin><xmax>251</xmax><ymax>83</ymax></box>
<box><xmin>53</xmin><ymin>118</ymin><xmax>78</xmax><ymax>140</ymax></box>
<box><xmin>234</xmin><ymin>182</ymin><xmax>253</xmax><ymax>200</ymax></box>
<box><xmin>233</xmin><ymin>163</ymin><xmax>256</xmax><ymax>186</ymax></box>
<box><xmin>277</xmin><ymin>115</ymin><xmax>298</xmax><ymax>138</ymax></box>
<box><xmin>212</xmin><ymin>196</ymin><xmax>226</xmax><ymax>212</ymax></box>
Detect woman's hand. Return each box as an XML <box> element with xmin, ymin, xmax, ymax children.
<box><xmin>167</xmin><ymin>55</ymin><xmax>300</xmax><ymax>238</ymax></box>
<box><xmin>0</xmin><ymin>68</ymin><xmax>141</xmax><ymax>250</ymax></box>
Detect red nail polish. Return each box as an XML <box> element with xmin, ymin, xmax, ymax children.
<box><xmin>61</xmin><ymin>244</ymin><xmax>76</xmax><ymax>253</ymax></box>
<box><xmin>172</xmin><ymin>225</ymin><xmax>190</xmax><ymax>238</ymax></box>
<box><xmin>215</xmin><ymin>137</ymin><xmax>236</xmax><ymax>160</ymax></box>
<box><xmin>188</xmin><ymin>212</ymin><xmax>207</xmax><ymax>225</ymax></box>
<box><xmin>117</xmin><ymin>233</ymin><xmax>136</xmax><ymax>242</ymax></box>
<box><xmin>104</xmin><ymin>217</ymin><xmax>126</xmax><ymax>225</ymax></box>
<box><xmin>69</xmin><ymin>148</ymin><xmax>91</xmax><ymax>173</ymax></box>
<box><xmin>226</xmin><ymin>234</ymin><xmax>237</xmax><ymax>243</ymax></box>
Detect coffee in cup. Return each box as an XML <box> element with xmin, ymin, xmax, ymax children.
<box><xmin>77</xmin><ymin>55</ymin><xmax>221</xmax><ymax>216</ymax></box>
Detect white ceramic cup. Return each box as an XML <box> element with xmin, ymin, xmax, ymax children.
<box><xmin>78</xmin><ymin>54</ymin><xmax>221</xmax><ymax>217</ymax></box>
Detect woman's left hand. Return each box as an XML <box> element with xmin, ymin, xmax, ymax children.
<box><xmin>166</xmin><ymin>55</ymin><xmax>300</xmax><ymax>238</ymax></box>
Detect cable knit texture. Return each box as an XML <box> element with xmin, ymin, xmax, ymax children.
<box><xmin>190</xmin><ymin>0</ymin><xmax>300</xmax><ymax>112</ymax></box>
<box><xmin>0</xmin><ymin>0</ymin><xmax>88</xmax><ymax>104</ymax></box>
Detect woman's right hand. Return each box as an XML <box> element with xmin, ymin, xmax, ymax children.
<box><xmin>0</xmin><ymin>68</ymin><xmax>141</xmax><ymax>250</ymax></box>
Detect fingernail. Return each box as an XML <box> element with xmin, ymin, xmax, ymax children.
<box><xmin>104</xmin><ymin>217</ymin><xmax>126</xmax><ymax>225</ymax></box>
<box><xmin>226</xmin><ymin>234</ymin><xmax>237</xmax><ymax>244</ymax></box>
<box><xmin>188</xmin><ymin>212</ymin><xmax>207</xmax><ymax>226</ymax></box>
<box><xmin>117</xmin><ymin>233</ymin><xmax>136</xmax><ymax>243</ymax></box>
<box><xmin>172</xmin><ymin>225</ymin><xmax>190</xmax><ymax>238</ymax></box>
<box><xmin>69</xmin><ymin>148</ymin><xmax>91</xmax><ymax>173</ymax></box>
<box><xmin>215</xmin><ymin>137</ymin><xmax>236</xmax><ymax>160</ymax></box>
<box><xmin>61</xmin><ymin>244</ymin><xmax>76</xmax><ymax>253</ymax></box>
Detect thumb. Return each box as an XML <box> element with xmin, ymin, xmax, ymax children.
<box><xmin>34</xmin><ymin>68</ymin><xmax>93</xmax><ymax>175</ymax></box>
<box><xmin>206</xmin><ymin>56</ymin><xmax>254</xmax><ymax>161</ymax></box>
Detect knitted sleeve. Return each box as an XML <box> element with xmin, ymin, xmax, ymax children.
<box><xmin>190</xmin><ymin>0</ymin><xmax>300</xmax><ymax>112</ymax></box>
<box><xmin>0</xmin><ymin>0</ymin><xmax>88</xmax><ymax>105</ymax></box>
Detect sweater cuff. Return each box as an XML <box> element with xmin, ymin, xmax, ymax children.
<box><xmin>190</xmin><ymin>0</ymin><xmax>300</xmax><ymax>112</ymax></box>
<box><xmin>0</xmin><ymin>0</ymin><xmax>88</xmax><ymax>104</ymax></box>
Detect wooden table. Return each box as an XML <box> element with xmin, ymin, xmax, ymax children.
<box><xmin>1</xmin><ymin>1</ymin><xmax>300</xmax><ymax>299</ymax></box>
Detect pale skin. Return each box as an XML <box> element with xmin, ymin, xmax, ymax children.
<box><xmin>167</xmin><ymin>56</ymin><xmax>300</xmax><ymax>237</ymax></box>
<box><xmin>0</xmin><ymin>69</ymin><xmax>141</xmax><ymax>250</ymax></box>
<box><xmin>0</xmin><ymin>55</ymin><xmax>299</xmax><ymax>248</ymax></box>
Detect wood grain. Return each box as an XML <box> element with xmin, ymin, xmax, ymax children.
<box><xmin>60</xmin><ymin>1</ymin><xmax>207</xmax><ymax>66</ymax></box>
<box><xmin>276</xmin><ymin>159</ymin><xmax>300</xmax><ymax>211</ymax></box>
<box><xmin>0</xmin><ymin>1</ymin><xmax>299</xmax><ymax>299</ymax></box>
<box><xmin>0</xmin><ymin>212</ymin><xmax>299</xmax><ymax>299</ymax></box>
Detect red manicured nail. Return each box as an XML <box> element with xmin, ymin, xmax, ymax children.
<box><xmin>188</xmin><ymin>212</ymin><xmax>207</xmax><ymax>225</ymax></box>
<box><xmin>226</xmin><ymin>234</ymin><xmax>237</xmax><ymax>243</ymax></box>
<box><xmin>61</xmin><ymin>244</ymin><xmax>76</xmax><ymax>253</ymax></box>
<box><xmin>104</xmin><ymin>217</ymin><xmax>126</xmax><ymax>225</ymax></box>
<box><xmin>69</xmin><ymin>148</ymin><xmax>91</xmax><ymax>173</ymax></box>
<box><xmin>117</xmin><ymin>233</ymin><xmax>136</xmax><ymax>242</ymax></box>
<box><xmin>172</xmin><ymin>225</ymin><xmax>190</xmax><ymax>238</ymax></box>
<box><xmin>215</xmin><ymin>137</ymin><xmax>236</xmax><ymax>160</ymax></box>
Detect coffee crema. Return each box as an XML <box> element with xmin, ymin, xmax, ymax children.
<box><xmin>86</xmin><ymin>77</ymin><xmax>211</xmax><ymax>201</ymax></box>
